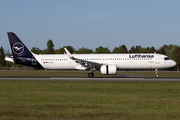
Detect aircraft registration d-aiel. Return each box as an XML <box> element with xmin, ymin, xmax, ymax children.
<box><xmin>5</xmin><ymin>32</ymin><xmax>176</xmax><ymax>78</ymax></box>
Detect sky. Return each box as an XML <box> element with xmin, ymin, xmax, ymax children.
<box><xmin>1</xmin><ymin>0</ymin><xmax>180</xmax><ymax>52</ymax></box>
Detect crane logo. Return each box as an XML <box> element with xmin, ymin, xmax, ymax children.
<box><xmin>12</xmin><ymin>42</ymin><xmax>24</xmax><ymax>54</ymax></box>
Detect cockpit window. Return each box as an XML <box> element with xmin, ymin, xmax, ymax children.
<box><xmin>164</xmin><ymin>57</ymin><xmax>171</xmax><ymax>60</ymax></box>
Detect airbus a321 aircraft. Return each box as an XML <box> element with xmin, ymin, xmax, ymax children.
<box><xmin>5</xmin><ymin>32</ymin><xmax>176</xmax><ymax>78</ymax></box>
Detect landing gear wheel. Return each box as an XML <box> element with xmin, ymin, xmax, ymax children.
<box><xmin>156</xmin><ymin>74</ymin><xmax>159</xmax><ymax>78</ymax></box>
<box><xmin>88</xmin><ymin>73</ymin><xmax>94</xmax><ymax>77</ymax></box>
<box><xmin>155</xmin><ymin>69</ymin><xmax>159</xmax><ymax>78</ymax></box>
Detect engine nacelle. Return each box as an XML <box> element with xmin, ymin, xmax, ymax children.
<box><xmin>100</xmin><ymin>64</ymin><xmax>117</xmax><ymax>75</ymax></box>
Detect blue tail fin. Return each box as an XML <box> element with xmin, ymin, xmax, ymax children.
<box><xmin>7</xmin><ymin>32</ymin><xmax>43</xmax><ymax>69</ymax></box>
<box><xmin>7</xmin><ymin>32</ymin><xmax>33</xmax><ymax>58</ymax></box>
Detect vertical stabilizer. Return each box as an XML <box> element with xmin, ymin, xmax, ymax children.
<box><xmin>7</xmin><ymin>32</ymin><xmax>33</xmax><ymax>58</ymax></box>
<box><xmin>7</xmin><ymin>32</ymin><xmax>43</xmax><ymax>69</ymax></box>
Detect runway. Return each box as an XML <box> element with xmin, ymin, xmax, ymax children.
<box><xmin>0</xmin><ymin>76</ymin><xmax>180</xmax><ymax>81</ymax></box>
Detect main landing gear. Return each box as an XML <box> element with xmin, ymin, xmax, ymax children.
<box><xmin>88</xmin><ymin>68</ymin><xmax>95</xmax><ymax>77</ymax></box>
<box><xmin>88</xmin><ymin>72</ymin><xmax>94</xmax><ymax>77</ymax></box>
<box><xmin>155</xmin><ymin>69</ymin><xmax>159</xmax><ymax>78</ymax></box>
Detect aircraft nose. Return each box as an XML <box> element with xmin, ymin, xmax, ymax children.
<box><xmin>171</xmin><ymin>60</ymin><xmax>176</xmax><ymax>67</ymax></box>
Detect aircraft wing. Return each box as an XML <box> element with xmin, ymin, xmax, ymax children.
<box><xmin>64</xmin><ymin>48</ymin><xmax>103</xmax><ymax>69</ymax></box>
<box><xmin>70</xmin><ymin>55</ymin><xmax>103</xmax><ymax>66</ymax></box>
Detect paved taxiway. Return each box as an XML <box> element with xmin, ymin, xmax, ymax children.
<box><xmin>0</xmin><ymin>77</ymin><xmax>180</xmax><ymax>81</ymax></box>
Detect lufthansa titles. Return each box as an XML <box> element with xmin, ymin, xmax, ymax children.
<box><xmin>129</xmin><ymin>54</ymin><xmax>154</xmax><ymax>58</ymax></box>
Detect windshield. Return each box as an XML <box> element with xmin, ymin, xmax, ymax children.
<box><xmin>164</xmin><ymin>57</ymin><xmax>171</xmax><ymax>60</ymax></box>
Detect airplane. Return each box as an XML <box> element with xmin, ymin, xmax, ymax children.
<box><xmin>5</xmin><ymin>32</ymin><xmax>176</xmax><ymax>78</ymax></box>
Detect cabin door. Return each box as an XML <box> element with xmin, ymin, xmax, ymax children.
<box><xmin>155</xmin><ymin>54</ymin><xmax>160</xmax><ymax>64</ymax></box>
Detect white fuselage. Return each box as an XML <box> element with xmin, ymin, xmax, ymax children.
<box><xmin>34</xmin><ymin>53</ymin><xmax>176</xmax><ymax>70</ymax></box>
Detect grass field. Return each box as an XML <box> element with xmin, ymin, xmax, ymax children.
<box><xmin>1</xmin><ymin>71</ymin><xmax>180</xmax><ymax>119</ymax></box>
<box><xmin>0</xmin><ymin>81</ymin><xmax>180</xmax><ymax>120</ymax></box>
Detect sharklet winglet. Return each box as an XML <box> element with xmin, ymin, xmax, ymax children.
<box><xmin>64</xmin><ymin>48</ymin><xmax>72</xmax><ymax>58</ymax></box>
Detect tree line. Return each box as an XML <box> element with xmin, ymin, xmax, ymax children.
<box><xmin>31</xmin><ymin>40</ymin><xmax>166</xmax><ymax>54</ymax></box>
<box><xmin>0</xmin><ymin>39</ymin><xmax>180</xmax><ymax>70</ymax></box>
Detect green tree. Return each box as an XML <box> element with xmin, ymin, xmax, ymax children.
<box><xmin>0</xmin><ymin>46</ymin><xmax>6</xmax><ymax>67</ymax></box>
<box><xmin>31</xmin><ymin>47</ymin><xmax>42</xmax><ymax>54</ymax></box>
<box><xmin>75</xmin><ymin>47</ymin><xmax>93</xmax><ymax>54</ymax></box>
<box><xmin>160</xmin><ymin>44</ymin><xmax>173</xmax><ymax>56</ymax></box>
<box><xmin>143</xmin><ymin>47</ymin><xmax>156</xmax><ymax>53</ymax></box>
<box><xmin>161</xmin><ymin>44</ymin><xmax>173</xmax><ymax>51</ymax></box>
<box><xmin>94</xmin><ymin>46</ymin><xmax>111</xmax><ymax>53</ymax></box>
<box><xmin>158</xmin><ymin>47</ymin><xmax>166</xmax><ymax>55</ymax></box>
<box><xmin>129</xmin><ymin>46</ymin><xmax>142</xmax><ymax>53</ymax></box>
<box><xmin>47</xmin><ymin>39</ymin><xmax>55</xmax><ymax>54</ymax></box>
<box><xmin>41</xmin><ymin>49</ymin><xmax>49</xmax><ymax>54</ymax></box>
<box><xmin>168</xmin><ymin>45</ymin><xmax>178</xmax><ymax>60</ymax></box>
<box><xmin>139</xmin><ymin>47</ymin><xmax>146</xmax><ymax>53</ymax></box>
<box><xmin>146</xmin><ymin>47</ymin><xmax>150</xmax><ymax>53</ymax></box>
<box><xmin>65</xmin><ymin>46</ymin><xmax>75</xmax><ymax>54</ymax></box>
<box><xmin>148</xmin><ymin>47</ymin><xmax>156</xmax><ymax>53</ymax></box>
<box><xmin>121</xmin><ymin>45</ymin><xmax>128</xmax><ymax>53</ymax></box>
<box><xmin>55</xmin><ymin>48</ymin><xmax>64</xmax><ymax>54</ymax></box>
<box><xmin>112</xmin><ymin>45</ymin><xmax>128</xmax><ymax>53</ymax></box>
<box><xmin>129</xmin><ymin>46</ymin><xmax>135</xmax><ymax>53</ymax></box>
<box><xmin>172</xmin><ymin>47</ymin><xmax>180</xmax><ymax>71</ymax></box>
<box><xmin>55</xmin><ymin>46</ymin><xmax>75</xmax><ymax>54</ymax></box>
<box><xmin>134</xmin><ymin>46</ymin><xmax>141</xmax><ymax>53</ymax></box>
<box><xmin>4</xmin><ymin>49</ymin><xmax>11</xmax><ymax>56</ymax></box>
<box><xmin>112</xmin><ymin>46</ymin><xmax>121</xmax><ymax>53</ymax></box>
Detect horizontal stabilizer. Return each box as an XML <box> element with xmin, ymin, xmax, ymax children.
<box><xmin>5</xmin><ymin>56</ymin><xmax>14</xmax><ymax>63</ymax></box>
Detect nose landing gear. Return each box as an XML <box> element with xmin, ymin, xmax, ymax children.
<box><xmin>155</xmin><ymin>69</ymin><xmax>159</xmax><ymax>78</ymax></box>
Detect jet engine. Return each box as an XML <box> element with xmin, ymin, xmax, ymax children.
<box><xmin>100</xmin><ymin>64</ymin><xmax>117</xmax><ymax>75</ymax></box>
